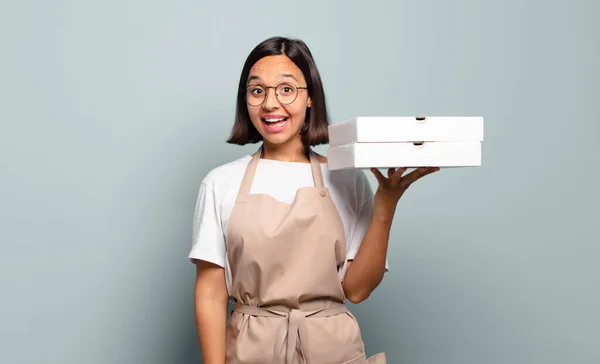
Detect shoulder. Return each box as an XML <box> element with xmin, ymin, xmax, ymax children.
<box><xmin>314</xmin><ymin>151</ymin><xmax>328</xmax><ymax>164</ymax></box>
<box><xmin>322</xmin><ymin>164</ymin><xmax>374</xmax><ymax>213</ymax></box>
<box><xmin>313</xmin><ymin>151</ymin><xmax>373</xmax><ymax>195</ymax></box>
<box><xmin>323</xmin><ymin>164</ymin><xmax>371</xmax><ymax>192</ymax></box>
<box><xmin>200</xmin><ymin>154</ymin><xmax>252</xmax><ymax>191</ymax></box>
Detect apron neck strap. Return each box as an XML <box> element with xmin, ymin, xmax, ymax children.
<box><xmin>238</xmin><ymin>145</ymin><xmax>325</xmax><ymax>197</ymax></box>
<box><xmin>308</xmin><ymin>149</ymin><xmax>325</xmax><ymax>189</ymax></box>
<box><xmin>238</xmin><ymin>147</ymin><xmax>262</xmax><ymax>196</ymax></box>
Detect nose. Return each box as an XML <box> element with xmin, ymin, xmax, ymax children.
<box><xmin>263</xmin><ymin>87</ymin><xmax>279</xmax><ymax>110</ymax></box>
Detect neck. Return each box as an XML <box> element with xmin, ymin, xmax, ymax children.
<box><xmin>261</xmin><ymin>137</ymin><xmax>309</xmax><ymax>163</ymax></box>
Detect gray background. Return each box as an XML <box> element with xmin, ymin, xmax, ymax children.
<box><xmin>1</xmin><ymin>0</ymin><xmax>598</xmax><ymax>363</ymax></box>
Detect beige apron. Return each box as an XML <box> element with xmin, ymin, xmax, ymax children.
<box><xmin>224</xmin><ymin>146</ymin><xmax>386</xmax><ymax>364</ymax></box>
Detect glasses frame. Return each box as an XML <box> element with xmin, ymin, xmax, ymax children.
<box><xmin>242</xmin><ymin>82</ymin><xmax>308</xmax><ymax>107</ymax></box>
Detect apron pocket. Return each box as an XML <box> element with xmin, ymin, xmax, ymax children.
<box><xmin>339</xmin><ymin>352</ymin><xmax>387</xmax><ymax>364</ymax></box>
<box><xmin>366</xmin><ymin>352</ymin><xmax>387</xmax><ymax>364</ymax></box>
<box><xmin>340</xmin><ymin>352</ymin><xmax>366</xmax><ymax>364</ymax></box>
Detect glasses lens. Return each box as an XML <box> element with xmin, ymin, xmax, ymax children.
<box><xmin>244</xmin><ymin>83</ymin><xmax>299</xmax><ymax>106</ymax></box>
<box><xmin>245</xmin><ymin>85</ymin><xmax>265</xmax><ymax>106</ymax></box>
<box><xmin>276</xmin><ymin>83</ymin><xmax>297</xmax><ymax>104</ymax></box>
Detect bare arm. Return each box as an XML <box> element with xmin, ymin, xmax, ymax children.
<box><xmin>341</xmin><ymin>206</ymin><xmax>392</xmax><ymax>303</ymax></box>
<box><xmin>194</xmin><ymin>260</ymin><xmax>228</xmax><ymax>364</ymax></box>
<box><xmin>342</xmin><ymin>167</ymin><xmax>439</xmax><ymax>303</ymax></box>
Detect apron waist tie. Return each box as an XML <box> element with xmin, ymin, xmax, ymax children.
<box><xmin>233</xmin><ymin>303</ymin><xmax>349</xmax><ymax>364</ymax></box>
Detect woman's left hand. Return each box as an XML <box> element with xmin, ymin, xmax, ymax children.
<box><xmin>370</xmin><ymin>167</ymin><xmax>440</xmax><ymax>218</ymax></box>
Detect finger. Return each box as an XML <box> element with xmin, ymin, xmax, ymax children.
<box><xmin>417</xmin><ymin>167</ymin><xmax>439</xmax><ymax>179</ymax></box>
<box><xmin>404</xmin><ymin>167</ymin><xmax>439</xmax><ymax>185</ymax></box>
<box><xmin>402</xmin><ymin>167</ymin><xmax>431</xmax><ymax>185</ymax></box>
<box><xmin>370</xmin><ymin>168</ymin><xmax>387</xmax><ymax>186</ymax></box>
<box><xmin>390</xmin><ymin>167</ymin><xmax>408</xmax><ymax>185</ymax></box>
<box><xmin>387</xmin><ymin>168</ymin><xmax>395</xmax><ymax>178</ymax></box>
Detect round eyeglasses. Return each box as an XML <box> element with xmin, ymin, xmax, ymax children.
<box><xmin>243</xmin><ymin>82</ymin><xmax>308</xmax><ymax>107</ymax></box>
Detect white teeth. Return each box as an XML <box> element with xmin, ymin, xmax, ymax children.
<box><xmin>264</xmin><ymin>118</ymin><xmax>286</xmax><ymax>123</ymax></box>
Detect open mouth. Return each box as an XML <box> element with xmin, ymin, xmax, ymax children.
<box><xmin>262</xmin><ymin>117</ymin><xmax>288</xmax><ymax>126</ymax></box>
<box><xmin>262</xmin><ymin>117</ymin><xmax>289</xmax><ymax>132</ymax></box>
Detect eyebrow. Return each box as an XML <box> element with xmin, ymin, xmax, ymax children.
<box><xmin>248</xmin><ymin>75</ymin><xmax>261</xmax><ymax>82</ymax></box>
<box><xmin>247</xmin><ymin>73</ymin><xmax>299</xmax><ymax>83</ymax></box>
<box><xmin>280</xmin><ymin>73</ymin><xmax>298</xmax><ymax>81</ymax></box>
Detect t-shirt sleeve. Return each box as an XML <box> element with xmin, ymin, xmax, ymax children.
<box><xmin>188</xmin><ymin>182</ymin><xmax>226</xmax><ymax>267</ymax></box>
<box><xmin>345</xmin><ymin>171</ymin><xmax>389</xmax><ymax>271</ymax></box>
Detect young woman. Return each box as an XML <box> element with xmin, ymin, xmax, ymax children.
<box><xmin>189</xmin><ymin>36</ymin><xmax>438</xmax><ymax>364</ymax></box>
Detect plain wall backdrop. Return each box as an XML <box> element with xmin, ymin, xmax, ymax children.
<box><xmin>1</xmin><ymin>0</ymin><xmax>598</xmax><ymax>363</ymax></box>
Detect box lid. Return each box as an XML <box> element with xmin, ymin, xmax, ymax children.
<box><xmin>327</xmin><ymin>141</ymin><xmax>482</xmax><ymax>170</ymax></box>
<box><xmin>328</xmin><ymin>116</ymin><xmax>484</xmax><ymax>146</ymax></box>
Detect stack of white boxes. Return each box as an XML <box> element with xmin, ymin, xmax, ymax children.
<box><xmin>326</xmin><ymin>116</ymin><xmax>484</xmax><ymax>171</ymax></box>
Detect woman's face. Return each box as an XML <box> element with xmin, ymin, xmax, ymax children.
<box><xmin>245</xmin><ymin>55</ymin><xmax>312</xmax><ymax>147</ymax></box>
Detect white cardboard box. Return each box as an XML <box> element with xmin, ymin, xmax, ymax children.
<box><xmin>326</xmin><ymin>116</ymin><xmax>483</xmax><ymax>170</ymax></box>
<box><xmin>327</xmin><ymin>142</ymin><xmax>481</xmax><ymax>170</ymax></box>
<box><xmin>328</xmin><ymin>116</ymin><xmax>483</xmax><ymax>147</ymax></box>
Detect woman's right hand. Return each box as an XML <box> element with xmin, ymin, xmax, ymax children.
<box><xmin>194</xmin><ymin>260</ymin><xmax>229</xmax><ymax>364</ymax></box>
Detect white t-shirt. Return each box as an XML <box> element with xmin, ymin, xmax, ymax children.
<box><xmin>188</xmin><ymin>154</ymin><xmax>388</xmax><ymax>294</ymax></box>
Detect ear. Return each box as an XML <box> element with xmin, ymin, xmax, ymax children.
<box><xmin>307</xmin><ymin>96</ymin><xmax>312</xmax><ymax>108</ymax></box>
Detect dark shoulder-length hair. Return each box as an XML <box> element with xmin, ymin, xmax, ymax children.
<box><xmin>226</xmin><ymin>36</ymin><xmax>330</xmax><ymax>146</ymax></box>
